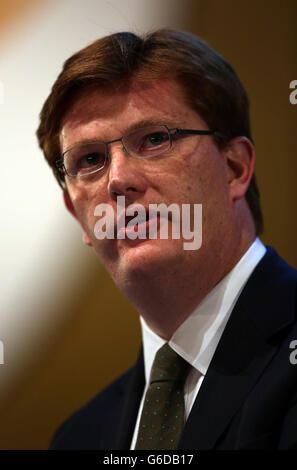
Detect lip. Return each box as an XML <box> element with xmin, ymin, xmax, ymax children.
<box><xmin>114</xmin><ymin>202</ymin><xmax>174</xmax><ymax>240</ymax></box>
<box><xmin>117</xmin><ymin>211</ymin><xmax>160</xmax><ymax>239</ymax></box>
<box><xmin>115</xmin><ymin>204</ymin><xmax>148</xmax><ymax>229</ymax></box>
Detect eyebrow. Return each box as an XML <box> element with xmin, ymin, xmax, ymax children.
<box><xmin>63</xmin><ymin>117</ymin><xmax>180</xmax><ymax>152</ymax></box>
<box><xmin>125</xmin><ymin>118</ymin><xmax>178</xmax><ymax>133</ymax></box>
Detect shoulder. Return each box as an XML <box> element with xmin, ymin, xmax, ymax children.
<box><xmin>240</xmin><ymin>246</ymin><xmax>297</xmax><ymax>327</ymax></box>
<box><xmin>248</xmin><ymin>245</ymin><xmax>297</xmax><ymax>293</ymax></box>
<box><xmin>49</xmin><ymin>368</ymin><xmax>133</xmax><ymax>450</ymax></box>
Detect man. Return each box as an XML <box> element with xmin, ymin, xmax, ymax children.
<box><xmin>37</xmin><ymin>29</ymin><xmax>297</xmax><ymax>449</ymax></box>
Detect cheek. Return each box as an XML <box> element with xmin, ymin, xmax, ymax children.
<box><xmin>68</xmin><ymin>182</ymin><xmax>101</xmax><ymax>229</ymax></box>
<box><xmin>171</xmin><ymin>155</ymin><xmax>209</xmax><ymax>203</ymax></box>
<box><xmin>190</xmin><ymin>146</ymin><xmax>228</xmax><ymax>201</ymax></box>
<box><xmin>176</xmin><ymin>150</ymin><xmax>231</xmax><ymax>235</ymax></box>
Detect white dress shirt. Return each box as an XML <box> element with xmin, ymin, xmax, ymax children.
<box><xmin>130</xmin><ymin>238</ymin><xmax>266</xmax><ymax>449</ymax></box>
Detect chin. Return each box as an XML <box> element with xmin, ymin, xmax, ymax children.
<box><xmin>114</xmin><ymin>237</ymin><xmax>185</xmax><ymax>280</ymax></box>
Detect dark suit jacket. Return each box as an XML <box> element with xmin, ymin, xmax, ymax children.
<box><xmin>50</xmin><ymin>247</ymin><xmax>297</xmax><ymax>449</ymax></box>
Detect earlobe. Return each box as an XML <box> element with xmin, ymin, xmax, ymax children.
<box><xmin>223</xmin><ymin>137</ymin><xmax>255</xmax><ymax>202</ymax></box>
<box><xmin>82</xmin><ymin>232</ymin><xmax>92</xmax><ymax>246</ymax></box>
<box><xmin>62</xmin><ymin>190</ymin><xmax>92</xmax><ymax>247</ymax></box>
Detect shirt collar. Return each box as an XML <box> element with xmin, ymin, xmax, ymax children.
<box><xmin>140</xmin><ymin>238</ymin><xmax>266</xmax><ymax>383</ymax></box>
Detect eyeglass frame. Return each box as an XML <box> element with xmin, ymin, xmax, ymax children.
<box><xmin>55</xmin><ymin>124</ymin><xmax>225</xmax><ymax>179</ymax></box>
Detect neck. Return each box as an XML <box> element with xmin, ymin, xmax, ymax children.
<box><xmin>121</xmin><ymin>227</ymin><xmax>256</xmax><ymax>340</ymax></box>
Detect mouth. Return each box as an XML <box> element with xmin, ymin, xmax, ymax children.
<box><xmin>125</xmin><ymin>209</ymin><xmax>151</xmax><ymax>227</ymax></box>
<box><xmin>116</xmin><ymin>206</ymin><xmax>160</xmax><ymax>239</ymax></box>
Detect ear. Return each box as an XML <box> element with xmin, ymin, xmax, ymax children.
<box><xmin>222</xmin><ymin>136</ymin><xmax>255</xmax><ymax>202</ymax></box>
<box><xmin>63</xmin><ymin>190</ymin><xmax>92</xmax><ymax>246</ymax></box>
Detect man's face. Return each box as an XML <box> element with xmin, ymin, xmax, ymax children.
<box><xmin>60</xmin><ymin>79</ymin><xmax>234</xmax><ymax>292</ymax></box>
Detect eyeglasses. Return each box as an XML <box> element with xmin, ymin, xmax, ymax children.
<box><xmin>56</xmin><ymin>124</ymin><xmax>224</xmax><ymax>178</ymax></box>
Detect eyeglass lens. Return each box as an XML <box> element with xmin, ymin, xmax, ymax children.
<box><xmin>63</xmin><ymin>125</ymin><xmax>171</xmax><ymax>177</ymax></box>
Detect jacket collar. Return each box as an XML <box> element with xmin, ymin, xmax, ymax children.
<box><xmin>114</xmin><ymin>247</ymin><xmax>296</xmax><ymax>450</ymax></box>
<box><xmin>113</xmin><ymin>346</ymin><xmax>145</xmax><ymax>450</ymax></box>
<box><xmin>178</xmin><ymin>247</ymin><xmax>296</xmax><ymax>449</ymax></box>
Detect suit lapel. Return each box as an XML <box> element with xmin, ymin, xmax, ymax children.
<box><xmin>114</xmin><ymin>346</ymin><xmax>145</xmax><ymax>449</ymax></box>
<box><xmin>178</xmin><ymin>247</ymin><xmax>296</xmax><ymax>449</ymax></box>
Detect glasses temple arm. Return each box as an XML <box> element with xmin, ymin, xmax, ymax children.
<box><xmin>171</xmin><ymin>128</ymin><xmax>226</xmax><ymax>139</ymax></box>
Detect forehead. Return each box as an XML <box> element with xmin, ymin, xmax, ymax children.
<box><xmin>60</xmin><ymin>79</ymin><xmax>205</xmax><ymax>150</ymax></box>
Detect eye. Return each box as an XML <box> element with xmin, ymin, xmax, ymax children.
<box><xmin>79</xmin><ymin>152</ymin><xmax>105</xmax><ymax>169</ymax></box>
<box><xmin>142</xmin><ymin>131</ymin><xmax>169</xmax><ymax>148</ymax></box>
<box><xmin>65</xmin><ymin>143</ymin><xmax>106</xmax><ymax>176</ymax></box>
<box><xmin>132</xmin><ymin>130</ymin><xmax>170</xmax><ymax>155</ymax></box>
<box><xmin>145</xmin><ymin>132</ymin><xmax>168</xmax><ymax>147</ymax></box>
<box><xmin>125</xmin><ymin>126</ymin><xmax>171</xmax><ymax>157</ymax></box>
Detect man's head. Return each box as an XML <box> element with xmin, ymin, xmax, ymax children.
<box><xmin>36</xmin><ymin>30</ymin><xmax>262</xmax><ymax>326</ymax></box>
<box><xmin>37</xmin><ymin>29</ymin><xmax>263</xmax><ymax>236</ymax></box>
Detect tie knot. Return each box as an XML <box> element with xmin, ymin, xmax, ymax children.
<box><xmin>150</xmin><ymin>343</ymin><xmax>190</xmax><ymax>384</ymax></box>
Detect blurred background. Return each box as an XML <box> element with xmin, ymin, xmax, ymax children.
<box><xmin>0</xmin><ymin>0</ymin><xmax>296</xmax><ymax>449</ymax></box>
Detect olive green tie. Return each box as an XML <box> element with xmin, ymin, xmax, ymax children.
<box><xmin>135</xmin><ymin>343</ymin><xmax>191</xmax><ymax>450</ymax></box>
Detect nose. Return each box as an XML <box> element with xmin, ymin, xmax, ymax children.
<box><xmin>107</xmin><ymin>145</ymin><xmax>147</xmax><ymax>202</ymax></box>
